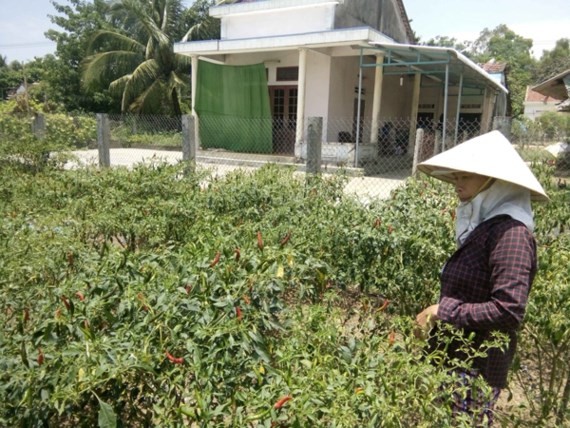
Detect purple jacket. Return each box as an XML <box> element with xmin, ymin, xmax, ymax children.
<box><xmin>436</xmin><ymin>215</ymin><xmax>537</xmax><ymax>388</ymax></box>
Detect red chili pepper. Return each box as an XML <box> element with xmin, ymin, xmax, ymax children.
<box><xmin>389</xmin><ymin>331</ymin><xmax>396</xmax><ymax>346</ymax></box>
<box><xmin>75</xmin><ymin>291</ymin><xmax>85</xmax><ymax>302</ymax></box>
<box><xmin>37</xmin><ymin>348</ymin><xmax>44</xmax><ymax>366</ymax></box>
<box><xmin>234</xmin><ymin>247</ymin><xmax>241</xmax><ymax>262</ymax></box>
<box><xmin>243</xmin><ymin>295</ymin><xmax>251</xmax><ymax>305</ymax></box>
<box><xmin>209</xmin><ymin>251</ymin><xmax>221</xmax><ymax>268</ymax></box>
<box><xmin>387</xmin><ymin>225</ymin><xmax>394</xmax><ymax>234</ymax></box>
<box><xmin>373</xmin><ymin>218</ymin><xmax>382</xmax><ymax>228</ymax></box>
<box><xmin>280</xmin><ymin>232</ymin><xmax>291</xmax><ymax>246</ymax></box>
<box><xmin>236</xmin><ymin>306</ymin><xmax>243</xmax><ymax>321</ymax></box>
<box><xmin>55</xmin><ymin>308</ymin><xmax>62</xmax><ymax>319</ymax></box>
<box><xmin>66</xmin><ymin>251</ymin><xmax>74</xmax><ymax>267</ymax></box>
<box><xmin>379</xmin><ymin>299</ymin><xmax>390</xmax><ymax>311</ymax></box>
<box><xmin>185</xmin><ymin>284</ymin><xmax>192</xmax><ymax>294</ymax></box>
<box><xmin>61</xmin><ymin>295</ymin><xmax>71</xmax><ymax>311</ymax></box>
<box><xmin>257</xmin><ymin>231</ymin><xmax>264</xmax><ymax>251</ymax></box>
<box><xmin>23</xmin><ymin>308</ymin><xmax>30</xmax><ymax>323</ymax></box>
<box><xmin>165</xmin><ymin>351</ymin><xmax>184</xmax><ymax>364</ymax></box>
<box><xmin>273</xmin><ymin>395</ymin><xmax>292</xmax><ymax>409</ymax></box>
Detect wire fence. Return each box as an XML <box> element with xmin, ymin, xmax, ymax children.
<box><xmin>2</xmin><ymin>111</ymin><xmax>568</xmax><ymax>201</ymax></box>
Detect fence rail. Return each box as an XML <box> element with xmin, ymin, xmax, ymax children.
<box><xmin>1</xmin><ymin>111</ymin><xmax>568</xmax><ymax>201</ymax></box>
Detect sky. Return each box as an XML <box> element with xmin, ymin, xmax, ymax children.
<box><xmin>405</xmin><ymin>0</ymin><xmax>570</xmax><ymax>58</ymax></box>
<box><xmin>0</xmin><ymin>0</ymin><xmax>569</xmax><ymax>63</ymax></box>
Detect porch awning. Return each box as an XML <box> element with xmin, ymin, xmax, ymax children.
<box><xmin>365</xmin><ymin>42</ymin><xmax>508</xmax><ymax>94</ymax></box>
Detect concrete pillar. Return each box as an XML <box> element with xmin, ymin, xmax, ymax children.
<box><xmin>295</xmin><ymin>48</ymin><xmax>307</xmax><ymax>158</ymax></box>
<box><xmin>306</xmin><ymin>117</ymin><xmax>322</xmax><ymax>174</ymax></box>
<box><xmin>370</xmin><ymin>53</ymin><xmax>384</xmax><ymax>146</ymax></box>
<box><xmin>96</xmin><ymin>113</ymin><xmax>110</xmax><ymax>168</ymax></box>
<box><xmin>191</xmin><ymin>55</ymin><xmax>200</xmax><ymax>148</ymax></box>
<box><xmin>181</xmin><ymin>115</ymin><xmax>196</xmax><ymax>175</ymax></box>
<box><xmin>412</xmin><ymin>128</ymin><xmax>424</xmax><ymax>175</ymax></box>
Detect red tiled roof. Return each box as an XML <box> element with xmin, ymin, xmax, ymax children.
<box><xmin>481</xmin><ymin>61</ymin><xmax>507</xmax><ymax>73</ymax></box>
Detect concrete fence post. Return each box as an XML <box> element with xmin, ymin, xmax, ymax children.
<box><xmin>306</xmin><ymin>117</ymin><xmax>322</xmax><ymax>174</ymax></box>
<box><xmin>181</xmin><ymin>114</ymin><xmax>196</xmax><ymax>175</ymax></box>
<box><xmin>32</xmin><ymin>113</ymin><xmax>46</xmax><ymax>140</ymax></box>
<box><xmin>433</xmin><ymin>130</ymin><xmax>441</xmax><ymax>156</ymax></box>
<box><xmin>412</xmin><ymin>128</ymin><xmax>424</xmax><ymax>176</ymax></box>
<box><xmin>97</xmin><ymin>113</ymin><xmax>111</xmax><ymax>168</ymax></box>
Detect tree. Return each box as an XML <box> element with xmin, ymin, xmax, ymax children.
<box><xmin>423</xmin><ymin>36</ymin><xmax>468</xmax><ymax>55</ymax></box>
<box><xmin>180</xmin><ymin>0</ymin><xmax>223</xmax><ymax>42</ymax></box>
<box><xmin>535</xmin><ymin>38</ymin><xmax>570</xmax><ymax>83</ymax></box>
<box><xmin>45</xmin><ymin>0</ymin><xmax>115</xmax><ymax>112</ymax></box>
<box><xmin>81</xmin><ymin>0</ymin><xmax>195</xmax><ymax>115</ymax></box>
<box><xmin>0</xmin><ymin>60</ymin><xmax>21</xmax><ymax>100</ymax></box>
<box><xmin>467</xmin><ymin>25</ymin><xmax>535</xmax><ymax>118</ymax></box>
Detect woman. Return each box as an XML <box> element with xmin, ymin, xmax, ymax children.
<box><xmin>415</xmin><ymin>131</ymin><xmax>549</xmax><ymax>425</ymax></box>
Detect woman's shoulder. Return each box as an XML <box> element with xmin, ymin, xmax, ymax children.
<box><xmin>485</xmin><ymin>215</ymin><xmax>532</xmax><ymax>234</ymax></box>
<box><xmin>484</xmin><ymin>215</ymin><xmax>536</xmax><ymax>249</ymax></box>
<box><xmin>469</xmin><ymin>215</ymin><xmax>534</xmax><ymax>244</ymax></box>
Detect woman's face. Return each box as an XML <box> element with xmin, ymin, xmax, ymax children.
<box><xmin>452</xmin><ymin>172</ymin><xmax>489</xmax><ymax>202</ymax></box>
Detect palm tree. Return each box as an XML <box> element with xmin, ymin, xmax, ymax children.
<box><xmin>181</xmin><ymin>0</ymin><xmax>223</xmax><ymax>42</ymax></box>
<box><xmin>82</xmin><ymin>0</ymin><xmax>192</xmax><ymax>115</ymax></box>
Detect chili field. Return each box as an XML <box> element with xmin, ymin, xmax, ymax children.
<box><xmin>0</xmin><ymin>159</ymin><xmax>569</xmax><ymax>427</ymax></box>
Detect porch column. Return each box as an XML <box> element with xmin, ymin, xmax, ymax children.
<box><xmin>407</xmin><ymin>72</ymin><xmax>421</xmax><ymax>155</ymax></box>
<box><xmin>370</xmin><ymin>53</ymin><xmax>385</xmax><ymax>147</ymax></box>
<box><xmin>295</xmin><ymin>48</ymin><xmax>308</xmax><ymax>158</ymax></box>
<box><xmin>191</xmin><ymin>55</ymin><xmax>200</xmax><ymax>148</ymax></box>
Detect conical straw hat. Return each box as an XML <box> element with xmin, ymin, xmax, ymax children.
<box><xmin>418</xmin><ymin>130</ymin><xmax>549</xmax><ymax>201</ymax></box>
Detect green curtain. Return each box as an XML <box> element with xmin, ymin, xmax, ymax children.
<box><xmin>195</xmin><ymin>61</ymin><xmax>273</xmax><ymax>153</ymax></box>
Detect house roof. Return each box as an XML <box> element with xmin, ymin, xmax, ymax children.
<box><xmin>395</xmin><ymin>0</ymin><xmax>415</xmax><ymax>44</ymax></box>
<box><xmin>532</xmin><ymin>68</ymin><xmax>570</xmax><ymax>100</ymax></box>
<box><xmin>480</xmin><ymin>61</ymin><xmax>507</xmax><ymax>74</ymax></box>
<box><xmin>525</xmin><ymin>86</ymin><xmax>558</xmax><ymax>103</ymax></box>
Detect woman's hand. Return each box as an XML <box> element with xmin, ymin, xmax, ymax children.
<box><xmin>415</xmin><ymin>304</ymin><xmax>440</xmax><ymax>338</ymax></box>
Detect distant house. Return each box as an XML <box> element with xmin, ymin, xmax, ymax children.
<box><xmin>480</xmin><ymin>60</ymin><xmax>508</xmax><ymax>119</ymax></box>
<box><xmin>523</xmin><ymin>86</ymin><xmax>560</xmax><ymax>120</ymax></box>
<box><xmin>532</xmin><ymin>69</ymin><xmax>570</xmax><ymax>113</ymax></box>
<box><xmin>174</xmin><ymin>0</ymin><xmax>506</xmax><ymax>165</ymax></box>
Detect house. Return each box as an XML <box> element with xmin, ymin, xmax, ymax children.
<box><xmin>480</xmin><ymin>60</ymin><xmax>508</xmax><ymax>119</ymax></box>
<box><xmin>532</xmin><ymin>69</ymin><xmax>570</xmax><ymax>113</ymax></box>
<box><xmin>523</xmin><ymin>86</ymin><xmax>560</xmax><ymax>120</ymax></box>
<box><xmin>174</xmin><ymin>0</ymin><xmax>507</xmax><ymax>168</ymax></box>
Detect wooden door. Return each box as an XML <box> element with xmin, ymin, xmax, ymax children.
<box><xmin>269</xmin><ymin>86</ymin><xmax>297</xmax><ymax>154</ymax></box>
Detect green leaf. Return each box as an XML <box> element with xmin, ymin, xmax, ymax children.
<box><xmin>96</xmin><ymin>397</ymin><xmax>117</xmax><ymax>428</ymax></box>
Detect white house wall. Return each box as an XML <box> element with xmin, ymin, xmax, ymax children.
<box><xmin>524</xmin><ymin>102</ymin><xmax>559</xmax><ymax>120</ymax></box>
<box><xmin>325</xmin><ymin>58</ymin><xmax>411</xmax><ymax>142</ymax></box>
<box><xmin>221</xmin><ymin>4</ymin><xmax>336</xmax><ymax>40</ymax></box>
<box><xmin>327</xmin><ymin>57</ymin><xmax>358</xmax><ymax>141</ymax></box>
<box><xmin>380</xmin><ymin>75</ymin><xmax>411</xmax><ymax>118</ymax></box>
<box><xmin>305</xmin><ymin>50</ymin><xmax>332</xmax><ymax>119</ymax></box>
